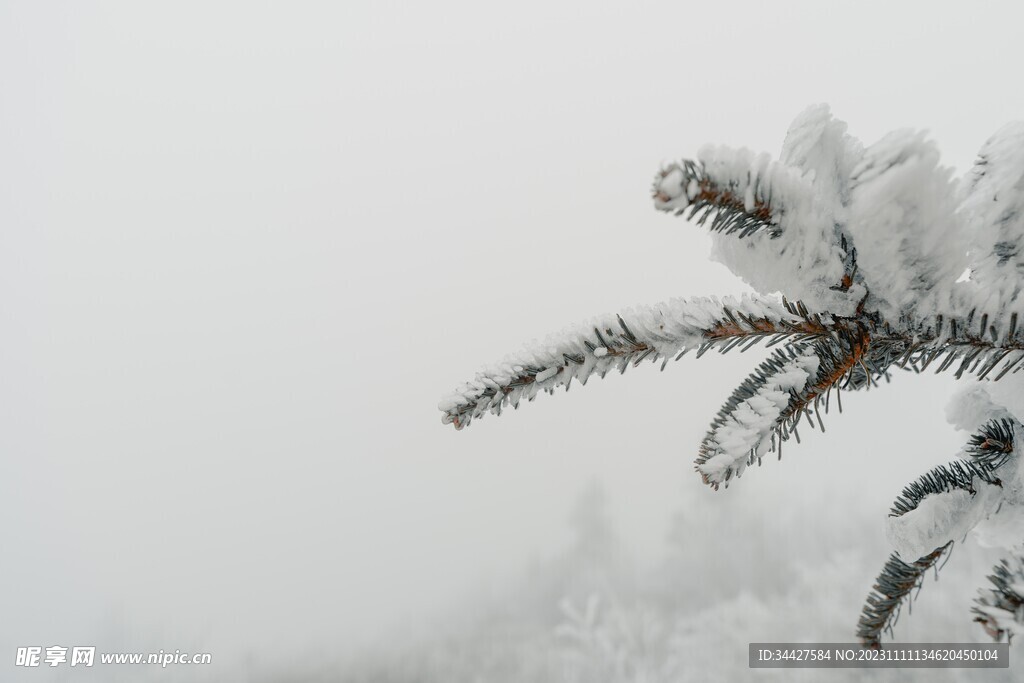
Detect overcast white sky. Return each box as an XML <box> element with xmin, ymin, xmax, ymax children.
<box><xmin>4</xmin><ymin>1</ymin><xmax>1024</xmax><ymax>680</ymax></box>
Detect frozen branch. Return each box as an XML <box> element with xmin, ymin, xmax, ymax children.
<box><xmin>696</xmin><ymin>323</ymin><xmax>885</xmax><ymax>488</ymax></box>
<box><xmin>973</xmin><ymin>550</ymin><xmax>1024</xmax><ymax>642</ymax></box>
<box><xmin>857</xmin><ymin>542</ymin><xmax>954</xmax><ymax>649</ymax></box>
<box><xmin>439</xmin><ymin>295</ymin><xmax>832</xmax><ymax>430</ymax></box>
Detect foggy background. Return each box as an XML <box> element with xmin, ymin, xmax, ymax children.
<box><xmin>3</xmin><ymin>1</ymin><xmax>1024</xmax><ymax>681</ymax></box>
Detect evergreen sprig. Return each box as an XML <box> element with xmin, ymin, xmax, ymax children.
<box><xmin>973</xmin><ymin>553</ymin><xmax>1024</xmax><ymax>643</ymax></box>
<box><xmin>653</xmin><ymin>159</ymin><xmax>782</xmax><ymax>238</ymax></box>
<box><xmin>440</xmin><ymin>296</ymin><xmax>834</xmax><ymax>431</ymax></box>
<box><xmin>966</xmin><ymin>419</ymin><xmax>1016</xmax><ymax>469</ymax></box>
<box><xmin>888</xmin><ymin>460</ymin><xmax>1001</xmax><ymax>518</ymax></box>
<box><xmin>888</xmin><ymin>311</ymin><xmax>1024</xmax><ymax>381</ymax></box>
<box><xmin>857</xmin><ymin>542</ymin><xmax>954</xmax><ymax>648</ymax></box>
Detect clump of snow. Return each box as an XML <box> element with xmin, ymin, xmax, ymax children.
<box><xmin>978</xmin><ymin>372</ymin><xmax>1024</xmax><ymax>424</ymax></box>
<box><xmin>779</xmin><ymin>103</ymin><xmax>862</xmax><ymax>206</ymax></box>
<box><xmin>534</xmin><ymin>366</ymin><xmax>559</xmax><ymax>383</ymax></box>
<box><xmin>846</xmin><ymin>129</ymin><xmax>968</xmax><ymax>322</ymax></box>
<box><xmin>887</xmin><ymin>485</ymin><xmax>999</xmax><ymax>560</ymax></box>
<box><xmin>888</xmin><ymin>423</ymin><xmax>1024</xmax><ymax>562</ymax></box>
<box><xmin>697</xmin><ymin>142</ymin><xmax>857</xmax><ymax>316</ymax></box>
<box><xmin>958</xmin><ymin>122</ymin><xmax>1024</xmax><ymax>321</ymax></box>
<box><xmin>973</xmin><ymin>503</ymin><xmax>1024</xmax><ymax>550</ymax></box>
<box><xmin>699</xmin><ymin>108</ymin><xmax>865</xmax><ymax>317</ymax></box>
<box><xmin>653</xmin><ymin>166</ymin><xmax>686</xmax><ymax>202</ymax></box>
<box><xmin>945</xmin><ymin>384</ymin><xmax>1013</xmax><ymax>432</ymax></box>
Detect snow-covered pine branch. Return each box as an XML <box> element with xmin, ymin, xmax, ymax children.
<box><xmin>886</xmin><ymin>420</ymin><xmax>1019</xmax><ymax>562</ymax></box>
<box><xmin>857</xmin><ymin>543</ymin><xmax>954</xmax><ymax>649</ymax></box>
<box><xmin>653</xmin><ymin>137</ymin><xmax>860</xmax><ymax>317</ymax></box>
<box><xmin>879</xmin><ymin>310</ymin><xmax>1024</xmax><ymax>381</ymax></box>
<box><xmin>652</xmin><ymin>152</ymin><xmax>790</xmax><ymax>239</ymax></box>
<box><xmin>958</xmin><ymin>122</ymin><xmax>1024</xmax><ymax>322</ymax></box>
<box><xmin>695</xmin><ymin>326</ymin><xmax>887</xmax><ymax>488</ymax></box>
<box><xmin>855</xmin><ymin>419</ymin><xmax>1021</xmax><ymax>647</ymax></box>
<box><xmin>439</xmin><ymin>295</ymin><xmax>833</xmax><ymax>430</ymax></box>
<box><xmin>778</xmin><ymin>104</ymin><xmax>862</xmax><ymax>210</ymax></box>
<box><xmin>694</xmin><ymin>344</ymin><xmax>820</xmax><ymax>488</ymax></box>
<box><xmin>694</xmin><ymin>320</ymin><xmax>1024</xmax><ymax>488</ymax></box>
<box><xmin>973</xmin><ymin>550</ymin><xmax>1024</xmax><ymax>642</ymax></box>
<box><xmin>846</xmin><ymin>129</ymin><xmax>969</xmax><ymax>323</ymax></box>
<box><xmin>440</xmin><ymin>104</ymin><xmax>1024</xmax><ymax>644</ymax></box>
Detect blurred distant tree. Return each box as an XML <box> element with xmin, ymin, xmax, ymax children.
<box><xmin>440</xmin><ymin>106</ymin><xmax>1024</xmax><ymax>647</ymax></box>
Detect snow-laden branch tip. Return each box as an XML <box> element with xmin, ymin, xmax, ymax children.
<box><xmin>439</xmin><ymin>294</ymin><xmax>828</xmax><ymax>430</ymax></box>
<box><xmin>973</xmin><ymin>548</ymin><xmax>1024</xmax><ymax>642</ymax></box>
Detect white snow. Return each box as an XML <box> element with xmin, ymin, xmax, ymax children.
<box><xmin>958</xmin><ymin>122</ymin><xmax>1024</xmax><ymax>321</ymax></box>
<box><xmin>698</xmin><ymin>109</ymin><xmax>864</xmax><ymax>317</ymax></box>
<box><xmin>654</xmin><ymin>167</ymin><xmax>686</xmax><ymax>201</ymax></box>
<box><xmin>945</xmin><ymin>384</ymin><xmax>1013</xmax><ymax>432</ymax></box>
<box><xmin>846</xmin><ymin>129</ymin><xmax>968</xmax><ymax>322</ymax></box>
<box><xmin>534</xmin><ymin>366</ymin><xmax>559</xmax><ymax>383</ymax></box>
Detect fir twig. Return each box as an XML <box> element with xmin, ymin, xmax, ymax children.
<box><xmin>888</xmin><ymin>460</ymin><xmax>1001</xmax><ymax>518</ymax></box>
<box><xmin>891</xmin><ymin>312</ymin><xmax>1024</xmax><ymax>381</ymax></box>
<box><xmin>440</xmin><ymin>296</ymin><xmax>835</xmax><ymax>430</ymax></box>
<box><xmin>857</xmin><ymin>542</ymin><xmax>954</xmax><ymax>648</ymax></box>
<box><xmin>966</xmin><ymin>419</ymin><xmax>1016</xmax><ymax>470</ymax></box>
<box><xmin>696</xmin><ymin>323</ymin><xmax>878</xmax><ymax>488</ymax></box>
<box><xmin>973</xmin><ymin>553</ymin><xmax>1024</xmax><ymax>643</ymax></box>
<box><xmin>652</xmin><ymin>160</ymin><xmax>781</xmax><ymax>238</ymax></box>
